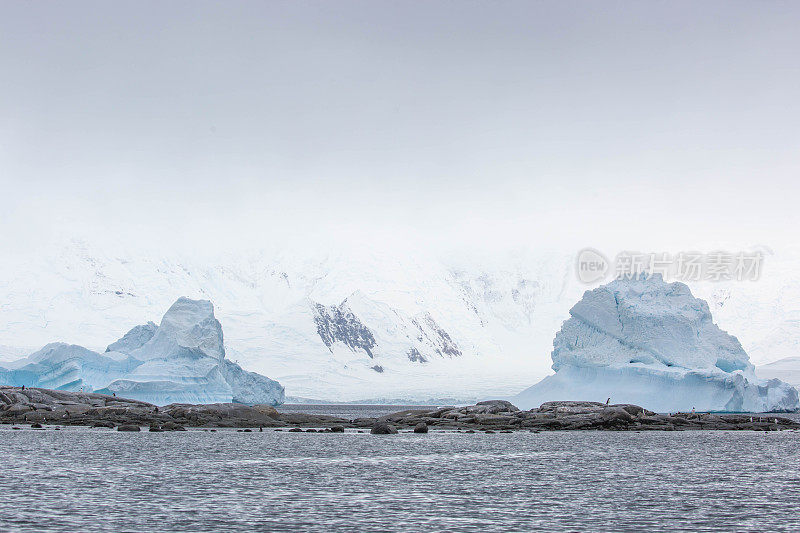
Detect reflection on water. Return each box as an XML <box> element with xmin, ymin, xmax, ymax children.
<box><xmin>1</xmin><ymin>426</ymin><xmax>799</xmax><ymax>532</ymax></box>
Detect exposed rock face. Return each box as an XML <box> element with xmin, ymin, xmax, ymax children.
<box><xmin>311</xmin><ymin>295</ymin><xmax>462</xmax><ymax>370</ymax></box>
<box><xmin>313</xmin><ymin>301</ymin><xmax>377</xmax><ymax>357</ymax></box>
<box><xmin>407</xmin><ymin>347</ymin><xmax>426</xmax><ymax>363</ymax></box>
<box><xmin>514</xmin><ymin>275</ymin><xmax>800</xmax><ymax>413</ymax></box>
<box><xmin>0</xmin><ymin>299</ymin><xmax>284</xmax><ymax>406</ymax></box>
<box><xmin>410</xmin><ymin>312</ymin><xmax>462</xmax><ymax>358</ymax></box>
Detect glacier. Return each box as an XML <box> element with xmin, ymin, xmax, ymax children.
<box><xmin>0</xmin><ymin>297</ymin><xmax>284</xmax><ymax>405</ymax></box>
<box><xmin>513</xmin><ymin>275</ymin><xmax>800</xmax><ymax>412</ymax></box>
<box><xmin>1</xmin><ymin>239</ymin><xmax>799</xmax><ymax>402</ymax></box>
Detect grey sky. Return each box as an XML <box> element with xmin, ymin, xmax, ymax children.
<box><xmin>2</xmin><ymin>1</ymin><xmax>799</xmax><ymax>253</ymax></box>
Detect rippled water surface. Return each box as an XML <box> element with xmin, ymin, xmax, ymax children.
<box><xmin>2</xmin><ymin>426</ymin><xmax>799</xmax><ymax>532</ymax></box>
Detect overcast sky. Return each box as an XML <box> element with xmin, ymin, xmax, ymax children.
<box><xmin>2</xmin><ymin>1</ymin><xmax>799</xmax><ymax>255</ymax></box>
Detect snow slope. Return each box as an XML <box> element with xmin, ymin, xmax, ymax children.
<box><xmin>514</xmin><ymin>275</ymin><xmax>799</xmax><ymax>412</ymax></box>
<box><xmin>758</xmin><ymin>357</ymin><xmax>800</xmax><ymax>389</ymax></box>
<box><xmin>0</xmin><ymin>239</ymin><xmax>798</xmax><ymax>402</ymax></box>
<box><xmin>0</xmin><ymin>241</ymin><xmax>580</xmax><ymax>401</ymax></box>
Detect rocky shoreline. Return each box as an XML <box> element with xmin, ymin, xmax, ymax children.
<box><xmin>2</xmin><ymin>386</ymin><xmax>798</xmax><ymax>433</ymax></box>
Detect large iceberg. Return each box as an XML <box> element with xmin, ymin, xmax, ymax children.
<box><xmin>0</xmin><ymin>297</ymin><xmax>284</xmax><ymax>405</ymax></box>
<box><xmin>513</xmin><ymin>275</ymin><xmax>799</xmax><ymax>412</ymax></box>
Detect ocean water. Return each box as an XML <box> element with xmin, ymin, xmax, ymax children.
<box><xmin>2</xmin><ymin>425</ymin><xmax>799</xmax><ymax>532</ymax></box>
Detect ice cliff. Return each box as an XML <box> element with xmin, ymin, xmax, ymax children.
<box><xmin>0</xmin><ymin>298</ymin><xmax>284</xmax><ymax>405</ymax></box>
<box><xmin>514</xmin><ymin>275</ymin><xmax>799</xmax><ymax>412</ymax></box>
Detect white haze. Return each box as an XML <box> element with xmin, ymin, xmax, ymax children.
<box><xmin>2</xmin><ymin>2</ymin><xmax>800</xmax><ymax>400</ymax></box>
<box><xmin>2</xmin><ymin>1</ymin><xmax>800</xmax><ymax>258</ymax></box>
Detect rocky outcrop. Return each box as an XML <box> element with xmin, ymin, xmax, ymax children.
<box><xmin>310</xmin><ymin>292</ymin><xmax>463</xmax><ymax>371</ymax></box>
<box><xmin>3</xmin><ymin>388</ymin><xmax>798</xmax><ymax>431</ymax></box>
<box><xmin>371</xmin><ymin>399</ymin><xmax>800</xmax><ymax>431</ymax></box>
<box><xmin>0</xmin><ymin>387</ymin><xmax>293</xmax><ymax>428</ymax></box>
<box><xmin>411</xmin><ymin>312</ymin><xmax>462</xmax><ymax>358</ymax></box>
<box><xmin>313</xmin><ymin>301</ymin><xmax>377</xmax><ymax>357</ymax></box>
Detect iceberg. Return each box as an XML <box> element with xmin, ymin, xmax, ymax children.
<box><xmin>513</xmin><ymin>275</ymin><xmax>799</xmax><ymax>412</ymax></box>
<box><xmin>0</xmin><ymin>297</ymin><xmax>284</xmax><ymax>405</ymax></box>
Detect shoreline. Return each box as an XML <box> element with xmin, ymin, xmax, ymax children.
<box><xmin>3</xmin><ymin>386</ymin><xmax>799</xmax><ymax>433</ymax></box>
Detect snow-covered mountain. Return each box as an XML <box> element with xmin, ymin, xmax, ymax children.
<box><xmin>513</xmin><ymin>275</ymin><xmax>799</xmax><ymax>412</ymax></box>
<box><xmin>758</xmin><ymin>357</ymin><xmax>800</xmax><ymax>389</ymax></box>
<box><xmin>0</xmin><ymin>297</ymin><xmax>284</xmax><ymax>405</ymax></box>
<box><xmin>0</xmin><ymin>239</ymin><xmax>798</xmax><ymax>402</ymax></box>
<box><xmin>0</xmin><ymin>241</ymin><xmax>582</xmax><ymax>401</ymax></box>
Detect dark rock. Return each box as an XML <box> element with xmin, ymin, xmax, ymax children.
<box><xmin>4</xmin><ymin>386</ymin><xmax>800</xmax><ymax>433</ymax></box>
<box><xmin>288</xmin><ymin>427</ymin><xmax>303</xmax><ymax>432</ymax></box>
<box><xmin>117</xmin><ymin>424</ymin><xmax>141</xmax><ymax>432</ymax></box>
<box><xmin>313</xmin><ymin>301</ymin><xmax>376</xmax><ymax>357</ymax></box>
<box><xmin>475</xmin><ymin>400</ymin><xmax>520</xmax><ymax>413</ymax></box>
<box><xmin>252</xmin><ymin>405</ymin><xmax>280</xmax><ymax>419</ymax></box>
<box><xmin>601</xmin><ymin>406</ymin><xmax>636</xmax><ymax>426</ymax></box>
<box><xmin>413</xmin><ymin>422</ymin><xmax>429</xmax><ymax>433</ymax></box>
<box><xmin>371</xmin><ymin>421</ymin><xmax>398</xmax><ymax>434</ymax></box>
<box><xmin>30</xmin><ymin>423</ymin><xmax>43</xmax><ymax>429</ymax></box>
